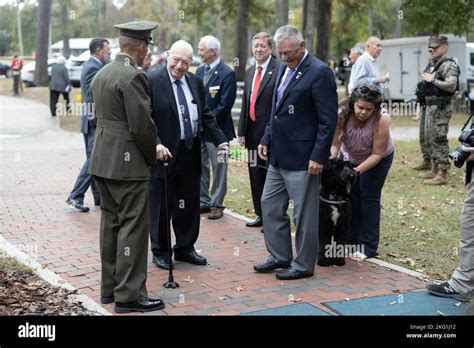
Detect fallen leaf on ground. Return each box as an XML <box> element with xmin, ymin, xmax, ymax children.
<box><xmin>288</xmin><ymin>297</ymin><xmax>302</xmax><ymax>303</ymax></box>
<box><xmin>183</xmin><ymin>276</ymin><xmax>194</xmax><ymax>283</ymax></box>
<box><xmin>235</xmin><ymin>286</ymin><xmax>244</xmax><ymax>292</ymax></box>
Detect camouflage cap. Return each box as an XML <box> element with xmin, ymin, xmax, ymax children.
<box><xmin>114</xmin><ymin>21</ymin><xmax>158</xmax><ymax>45</ymax></box>
<box><xmin>428</xmin><ymin>35</ymin><xmax>448</xmax><ymax>48</ymax></box>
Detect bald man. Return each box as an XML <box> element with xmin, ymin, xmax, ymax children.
<box><xmin>147</xmin><ymin>40</ymin><xmax>228</xmax><ymax>270</ymax></box>
<box><xmin>348</xmin><ymin>36</ymin><xmax>390</xmax><ymax>93</ymax></box>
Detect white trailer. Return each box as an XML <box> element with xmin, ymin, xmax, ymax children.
<box><xmin>378</xmin><ymin>35</ymin><xmax>467</xmax><ymax>101</ymax></box>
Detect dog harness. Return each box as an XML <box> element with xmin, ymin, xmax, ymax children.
<box><xmin>319</xmin><ymin>196</ymin><xmax>348</xmax><ymax>205</ymax></box>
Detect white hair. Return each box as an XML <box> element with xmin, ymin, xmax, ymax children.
<box><xmin>199</xmin><ymin>35</ymin><xmax>220</xmax><ymax>55</ymax></box>
<box><xmin>56</xmin><ymin>55</ymin><xmax>66</xmax><ymax>64</ymax></box>
<box><xmin>169</xmin><ymin>40</ymin><xmax>193</xmax><ymax>58</ymax></box>
<box><xmin>366</xmin><ymin>36</ymin><xmax>381</xmax><ymax>48</ymax></box>
<box><xmin>273</xmin><ymin>25</ymin><xmax>304</xmax><ymax>45</ymax></box>
<box><xmin>351</xmin><ymin>45</ymin><xmax>364</xmax><ymax>56</ymax></box>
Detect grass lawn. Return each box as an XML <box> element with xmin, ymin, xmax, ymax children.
<box><xmin>1</xmin><ymin>77</ymin><xmax>469</xmax><ymax>280</ymax></box>
<box><xmin>227</xmin><ymin>139</ymin><xmax>468</xmax><ymax>280</ymax></box>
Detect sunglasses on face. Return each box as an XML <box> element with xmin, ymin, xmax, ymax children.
<box><xmin>357</xmin><ymin>86</ymin><xmax>382</xmax><ymax>101</ymax></box>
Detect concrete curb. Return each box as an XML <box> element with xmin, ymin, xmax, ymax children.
<box><xmin>224</xmin><ymin>209</ymin><xmax>431</xmax><ymax>282</ymax></box>
<box><xmin>0</xmin><ymin>234</ymin><xmax>111</xmax><ymax>316</ymax></box>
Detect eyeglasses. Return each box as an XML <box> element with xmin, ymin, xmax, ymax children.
<box><xmin>171</xmin><ymin>56</ymin><xmax>191</xmax><ymax>67</ymax></box>
<box><xmin>357</xmin><ymin>85</ymin><xmax>382</xmax><ymax>101</ymax></box>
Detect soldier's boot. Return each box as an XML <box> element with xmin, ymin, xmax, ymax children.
<box><xmin>424</xmin><ymin>169</ymin><xmax>448</xmax><ymax>185</ymax></box>
<box><xmin>419</xmin><ymin>164</ymin><xmax>438</xmax><ymax>179</ymax></box>
<box><xmin>412</xmin><ymin>159</ymin><xmax>431</xmax><ymax>171</ymax></box>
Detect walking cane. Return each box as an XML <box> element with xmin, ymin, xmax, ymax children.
<box><xmin>162</xmin><ymin>161</ymin><xmax>179</xmax><ymax>289</ymax></box>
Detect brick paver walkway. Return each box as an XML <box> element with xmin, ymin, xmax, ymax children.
<box><xmin>0</xmin><ymin>96</ymin><xmax>427</xmax><ymax>315</ymax></box>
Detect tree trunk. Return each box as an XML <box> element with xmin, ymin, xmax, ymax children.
<box><xmin>236</xmin><ymin>0</ymin><xmax>249</xmax><ymax>81</ymax></box>
<box><xmin>60</xmin><ymin>1</ymin><xmax>70</xmax><ymax>59</ymax></box>
<box><xmin>315</xmin><ymin>0</ymin><xmax>331</xmax><ymax>63</ymax></box>
<box><xmin>303</xmin><ymin>0</ymin><xmax>316</xmax><ymax>53</ymax></box>
<box><xmin>34</xmin><ymin>0</ymin><xmax>51</xmax><ymax>87</ymax></box>
<box><xmin>275</xmin><ymin>0</ymin><xmax>289</xmax><ymax>28</ymax></box>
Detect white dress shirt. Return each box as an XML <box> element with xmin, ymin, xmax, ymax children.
<box><xmin>250</xmin><ymin>55</ymin><xmax>272</xmax><ymax>96</ymax></box>
<box><xmin>167</xmin><ymin>71</ymin><xmax>198</xmax><ymax>139</ymax></box>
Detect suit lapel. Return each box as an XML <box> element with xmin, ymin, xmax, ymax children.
<box><xmin>206</xmin><ymin>61</ymin><xmax>221</xmax><ymax>88</ymax></box>
<box><xmin>160</xmin><ymin>68</ymin><xmax>179</xmax><ymax>120</ymax></box>
<box><xmin>186</xmin><ymin>74</ymin><xmax>201</xmax><ymax>121</ymax></box>
<box><xmin>276</xmin><ymin>54</ymin><xmax>311</xmax><ymax>112</ymax></box>
<box><xmin>256</xmin><ymin>57</ymin><xmax>276</xmax><ymax>101</ymax></box>
<box><xmin>245</xmin><ymin>65</ymin><xmax>255</xmax><ymax>106</ymax></box>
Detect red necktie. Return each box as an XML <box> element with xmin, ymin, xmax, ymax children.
<box><xmin>249</xmin><ymin>66</ymin><xmax>263</xmax><ymax>122</ymax></box>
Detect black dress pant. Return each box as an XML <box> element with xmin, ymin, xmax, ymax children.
<box><xmin>246</xmin><ymin>120</ymin><xmax>268</xmax><ymax>219</ymax></box>
<box><xmin>150</xmin><ymin>139</ymin><xmax>201</xmax><ymax>257</ymax></box>
<box><xmin>50</xmin><ymin>90</ymin><xmax>70</xmax><ymax>116</ymax></box>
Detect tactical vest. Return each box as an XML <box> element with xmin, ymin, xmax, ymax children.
<box><xmin>416</xmin><ymin>58</ymin><xmax>460</xmax><ymax>103</ymax></box>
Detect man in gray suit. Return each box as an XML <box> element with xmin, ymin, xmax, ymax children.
<box><xmin>254</xmin><ymin>25</ymin><xmax>338</xmax><ymax>280</ymax></box>
<box><xmin>66</xmin><ymin>38</ymin><xmax>110</xmax><ymax>212</ymax></box>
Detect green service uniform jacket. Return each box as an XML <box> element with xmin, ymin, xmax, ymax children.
<box><xmin>89</xmin><ymin>53</ymin><xmax>157</xmax><ymax>180</ymax></box>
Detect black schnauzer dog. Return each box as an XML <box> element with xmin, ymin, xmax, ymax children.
<box><xmin>317</xmin><ymin>158</ymin><xmax>358</xmax><ymax>267</ymax></box>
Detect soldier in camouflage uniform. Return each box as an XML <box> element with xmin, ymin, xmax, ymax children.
<box><xmin>412</xmin><ymin>52</ymin><xmax>435</xmax><ymax>171</ymax></box>
<box><xmin>419</xmin><ymin>36</ymin><xmax>460</xmax><ymax>185</ymax></box>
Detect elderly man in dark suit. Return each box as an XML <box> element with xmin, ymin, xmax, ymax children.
<box><xmin>148</xmin><ymin>40</ymin><xmax>228</xmax><ymax>270</ymax></box>
<box><xmin>196</xmin><ymin>35</ymin><xmax>237</xmax><ymax>220</ymax></box>
<box><xmin>66</xmin><ymin>38</ymin><xmax>110</xmax><ymax>212</ymax></box>
<box><xmin>254</xmin><ymin>25</ymin><xmax>338</xmax><ymax>280</ymax></box>
<box><xmin>238</xmin><ymin>32</ymin><xmax>280</xmax><ymax>230</ymax></box>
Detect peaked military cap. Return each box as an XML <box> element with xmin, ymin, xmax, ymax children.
<box><xmin>114</xmin><ymin>21</ymin><xmax>158</xmax><ymax>45</ymax></box>
<box><xmin>428</xmin><ymin>36</ymin><xmax>448</xmax><ymax>48</ymax></box>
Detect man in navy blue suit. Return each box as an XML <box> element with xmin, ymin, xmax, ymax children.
<box><xmin>196</xmin><ymin>36</ymin><xmax>237</xmax><ymax>220</ymax></box>
<box><xmin>254</xmin><ymin>25</ymin><xmax>338</xmax><ymax>280</ymax></box>
<box><xmin>67</xmin><ymin>38</ymin><xmax>110</xmax><ymax>212</ymax></box>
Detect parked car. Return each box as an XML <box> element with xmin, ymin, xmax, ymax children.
<box><xmin>21</xmin><ymin>58</ymin><xmax>56</xmax><ymax>87</ymax></box>
<box><xmin>0</xmin><ymin>61</ymin><xmax>11</xmax><ymax>78</ymax></box>
<box><xmin>67</xmin><ymin>51</ymin><xmax>90</xmax><ymax>87</ymax></box>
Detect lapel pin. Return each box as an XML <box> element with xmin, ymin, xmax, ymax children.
<box><xmin>296</xmin><ymin>71</ymin><xmax>302</xmax><ymax>80</ymax></box>
<box><xmin>268</xmin><ymin>71</ymin><xmax>272</xmax><ymax>75</ymax></box>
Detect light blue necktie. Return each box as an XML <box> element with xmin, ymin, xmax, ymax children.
<box><xmin>174</xmin><ymin>80</ymin><xmax>194</xmax><ymax>149</ymax></box>
<box><xmin>276</xmin><ymin>68</ymin><xmax>296</xmax><ymax>108</ymax></box>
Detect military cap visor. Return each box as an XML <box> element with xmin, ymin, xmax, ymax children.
<box><xmin>114</xmin><ymin>21</ymin><xmax>158</xmax><ymax>45</ymax></box>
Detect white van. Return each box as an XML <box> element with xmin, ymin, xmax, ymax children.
<box><xmin>467</xmin><ymin>43</ymin><xmax>474</xmax><ymax>83</ymax></box>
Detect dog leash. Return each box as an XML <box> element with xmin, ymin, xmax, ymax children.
<box><xmin>319</xmin><ymin>196</ymin><xmax>348</xmax><ymax>205</ymax></box>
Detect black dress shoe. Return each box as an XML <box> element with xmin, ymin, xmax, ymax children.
<box><xmin>174</xmin><ymin>251</ymin><xmax>207</xmax><ymax>265</ymax></box>
<box><xmin>253</xmin><ymin>260</ymin><xmax>290</xmax><ymax>273</ymax></box>
<box><xmin>246</xmin><ymin>217</ymin><xmax>263</xmax><ymax>227</ymax></box>
<box><xmin>153</xmin><ymin>255</ymin><xmax>174</xmax><ymax>270</ymax></box>
<box><xmin>275</xmin><ymin>266</ymin><xmax>313</xmax><ymax>280</ymax></box>
<box><xmin>114</xmin><ymin>297</ymin><xmax>165</xmax><ymax>313</ymax></box>
<box><xmin>200</xmin><ymin>205</ymin><xmax>211</xmax><ymax>214</ymax></box>
<box><xmin>100</xmin><ymin>296</ymin><xmax>114</xmax><ymax>304</ymax></box>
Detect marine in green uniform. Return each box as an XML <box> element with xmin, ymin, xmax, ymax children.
<box><xmin>419</xmin><ymin>36</ymin><xmax>460</xmax><ymax>185</ymax></box>
<box><xmin>89</xmin><ymin>21</ymin><xmax>164</xmax><ymax>313</ymax></box>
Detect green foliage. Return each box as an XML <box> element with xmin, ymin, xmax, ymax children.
<box><xmin>401</xmin><ymin>0</ymin><xmax>474</xmax><ymax>36</ymax></box>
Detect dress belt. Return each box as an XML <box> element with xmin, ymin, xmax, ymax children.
<box><xmin>96</xmin><ymin>119</ymin><xmax>128</xmax><ymax>130</ymax></box>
